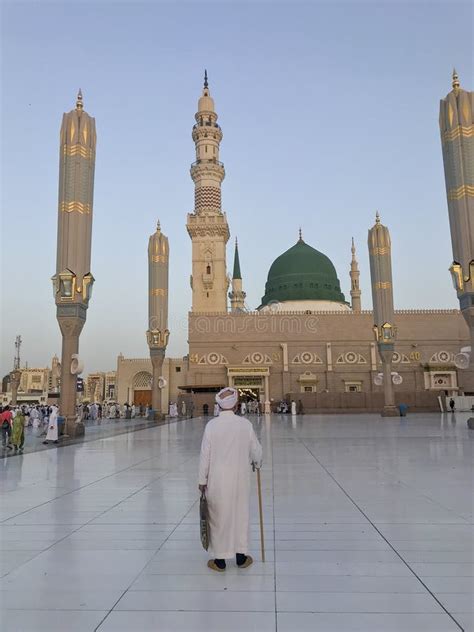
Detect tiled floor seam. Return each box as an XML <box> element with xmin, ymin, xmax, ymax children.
<box><xmin>94</xmin><ymin>494</ymin><xmax>201</xmax><ymax>631</ymax></box>
<box><xmin>1</xmin><ymin>439</ymin><xmax>197</xmax><ymax>524</ymax></box>
<box><xmin>301</xmin><ymin>440</ymin><xmax>466</xmax><ymax>632</ymax></box>
<box><xmin>1</xmin><ymin>451</ymin><xmax>199</xmax><ymax>580</ymax></box>
<box><xmin>270</xmin><ymin>431</ymin><xmax>278</xmax><ymax>631</ymax></box>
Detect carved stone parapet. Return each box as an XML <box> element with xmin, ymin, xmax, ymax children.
<box><xmin>192</xmin><ymin>126</ymin><xmax>223</xmax><ymax>143</ymax></box>
<box><xmin>190</xmin><ymin>161</ymin><xmax>225</xmax><ymax>182</ymax></box>
<box><xmin>186</xmin><ymin>212</ymin><xmax>230</xmax><ymax>241</ymax></box>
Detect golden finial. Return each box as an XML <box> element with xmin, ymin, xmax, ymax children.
<box><xmin>204</xmin><ymin>69</ymin><xmax>209</xmax><ymax>90</ymax></box>
<box><xmin>235</xmin><ymin>236</ymin><xmax>238</xmax><ymax>247</ymax></box>
<box><xmin>452</xmin><ymin>68</ymin><xmax>460</xmax><ymax>92</ymax></box>
<box><xmin>76</xmin><ymin>88</ymin><xmax>83</xmax><ymax>110</ymax></box>
<box><xmin>375</xmin><ymin>211</ymin><xmax>381</xmax><ymax>224</ymax></box>
<box><xmin>156</xmin><ymin>219</ymin><xmax>161</xmax><ymax>233</ymax></box>
<box><xmin>298</xmin><ymin>227</ymin><xmax>303</xmax><ymax>242</ymax></box>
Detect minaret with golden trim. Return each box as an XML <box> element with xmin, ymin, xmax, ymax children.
<box><xmin>439</xmin><ymin>69</ymin><xmax>474</xmax><ymax>370</ymax></box>
<box><xmin>186</xmin><ymin>71</ymin><xmax>230</xmax><ymax>313</ymax></box>
<box><xmin>350</xmin><ymin>237</ymin><xmax>362</xmax><ymax>312</ymax></box>
<box><xmin>146</xmin><ymin>220</ymin><xmax>170</xmax><ymax>418</ymax></box>
<box><xmin>52</xmin><ymin>90</ymin><xmax>96</xmax><ymax>436</ymax></box>
<box><xmin>368</xmin><ymin>212</ymin><xmax>398</xmax><ymax>417</ymax></box>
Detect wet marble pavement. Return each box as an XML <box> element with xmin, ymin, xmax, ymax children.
<box><xmin>0</xmin><ymin>412</ymin><xmax>472</xmax><ymax>631</ymax></box>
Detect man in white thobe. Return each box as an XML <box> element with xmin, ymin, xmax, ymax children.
<box><xmin>198</xmin><ymin>387</ymin><xmax>262</xmax><ymax>572</ymax></box>
<box><xmin>43</xmin><ymin>405</ymin><xmax>59</xmax><ymax>444</ymax></box>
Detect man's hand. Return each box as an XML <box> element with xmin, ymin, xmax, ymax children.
<box><xmin>198</xmin><ymin>484</ymin><xmax>206</xmax><ymax>493</ymax></box>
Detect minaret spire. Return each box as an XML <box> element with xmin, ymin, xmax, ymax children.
<box><xmin>186</xmin><ymin>73</ymin><xmax>230</xmax><ymax>313</ymax></box>
<box><xmin>229</xmin><ymin>237</ymin><xmax>246</xmax><ymax>311</ymax></box>
<box><xmin>350</xmin><ymin>237</ymin><xmax>361</xmax><ymax>312</ymax></box>
<box><xmin>232</xmin><ymin>237</ymin><xmax>242</xmax><ymax>280</ymax></box>
<box><xmin>76</xmin><ymin>88</ymin><xmax>83</xmax><ymax>110</ymax></box>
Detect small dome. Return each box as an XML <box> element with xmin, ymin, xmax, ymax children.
<box><xmin>260</xmin><ymin>238</ymin><xmax>347</xmax><ymax>308</ymax></box>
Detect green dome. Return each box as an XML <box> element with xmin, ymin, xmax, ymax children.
<box><xmin>260</xmin><ymin>238</ymin><xmax>347</xmax><ymax>307</ymax></box>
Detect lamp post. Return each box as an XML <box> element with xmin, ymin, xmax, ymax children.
<box><xmin>439</xmin><ymin>71</ymin><xmax>474</xmax><ymax>392</ymax></box>
<box><xmin>146</xmin><ymin>221</ymin><xmax>170</xmax><ymax>419</ymax></box>
<box><xmin>51</xmin><ymin>90</ymin><xmax>96</xmax><ymax>437</ymax></box>
<box><xmin>10</xmin><ymin>335</ymin><xmax>22</xmax><ymax>405</ymax></box>
<box><xmin>368</xmin><ymin>213</ymin><xmax>399</xmax><ymax>417</ymax></box>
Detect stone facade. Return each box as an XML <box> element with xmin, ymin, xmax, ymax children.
<box><xmin>115</xmin><ymin>355</ymin><xmax>188</xmax><ymax>411</ymax></box>
<box><xmin>181</xmin><ymin>309</ymin><xmax>469</xmax><ymax>413</ymax></box>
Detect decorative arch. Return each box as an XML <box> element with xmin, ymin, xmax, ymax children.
<box><xmin>132</xmin><ymin>371</ymin><xmax>152</xmax><ymax>389</ymax></box>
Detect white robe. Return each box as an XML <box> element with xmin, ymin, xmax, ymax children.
<box><xmin>45</xmin><ymin>409</ymin><xmax>59</xmax><ymax>441</ymax></box>
<box><xmin>169</xmin><ymin>403</ymin><xmax>178</xmax><ymax>417</ymax></box>
<box><xmin>291</xmin><ymin>401</ymin><xmax>296</xmax><ymax>415</ymax></box>
<box><xmin>198</xmin><ymin>411</ymin><xmax>263</xmax><ymax>559</ymax></box>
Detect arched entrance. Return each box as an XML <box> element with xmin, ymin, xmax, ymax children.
<box><xmin>132</xmin><ymin>371</ymin><xmax>152</xmax><ymax>407</ymax></box>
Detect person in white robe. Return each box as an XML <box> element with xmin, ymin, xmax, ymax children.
<box><xmin>213</xmin><ymin>402</ymin><xmax>220</xmax><ymax>417</ymax></box>
<box><xmin>181</xmin><ymin>401</ymin><xmax>187</xmax><ymax>417</ymax></box>
<box><xmin>169</xmin><ymin>402</ymin><xmax>178</xmax><ymax>417</ymax></box>
<box><xmin>43</xmin><ymin>406</ymin><xmax>59</xmax><ymax>444</ymax></box>
<box><xmin>31</xmin><ymin>407</ymin><xmax>40</xmax><ymax>430</ymax></box>
<box><xmin>198</xmin><ymin>387</ymin><xmax>262</xmax><ymax>572</ymax></box>
<box><xmin>291</xmin><ymin>400</ymin><xmax>296</xmax><ymax>415</ymax></box>
<box><xmin>240</xmin><ymin>401</ymin><xmax>247</xmax><ymax>415</ymax></box>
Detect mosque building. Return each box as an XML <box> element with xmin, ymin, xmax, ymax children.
<box><xmin>116</xmin><ymin>72</ymin><xmax>471</xmax><ymax>413</ymax></box>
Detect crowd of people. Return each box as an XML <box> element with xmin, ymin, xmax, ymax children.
<box><xmin>0</xmin><ymin>403</ymin><xmax>60</xmax><ymax>452</ymax></box>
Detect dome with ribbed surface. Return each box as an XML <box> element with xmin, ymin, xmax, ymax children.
<box><xmin>259</xmin><ymin>238</ymin><xmax>347</xmax><ymax>308</ymax></box>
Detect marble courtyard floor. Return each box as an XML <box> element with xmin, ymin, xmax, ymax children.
<box><xmin>0</xmin><ymin>413</ymin><xmax>473</xmax><ymax>632</ymax></box>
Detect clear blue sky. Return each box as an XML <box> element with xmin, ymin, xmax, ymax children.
<box><xmin>1</xmin><ymin>1</ymin><xmax>472</xmax><ymax>374</ymax></box>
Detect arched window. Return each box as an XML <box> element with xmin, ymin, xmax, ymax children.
<box><xmin>132</xmin><ymin>371</ymin><xmax>152</xmax><ymax>389</ymax></box>
<box><xmin>206</xmin><ymin>264</ymin><xmax>211</xmax><ymax>275</ymax></box>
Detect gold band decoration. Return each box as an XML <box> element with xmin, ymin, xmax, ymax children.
<box><xmin>151</xmin><ymin>255</ymin><xmax>168</xmax><ymax>263</ymax></box>
<box><xmin>60</xmin><ymin>201</ymin><xmax>92</xmax><ymax>214</ymax></box>
<box><xmin>448</xmin><ymin>184</ymin><xmax>474</xmax><ymax>200</ymax></box>
<box><xmin>442</xmin><ymin>125</ymin><xmax>474</xmax><ymax>144</ymax></box>
<box><xmin>370</xmin><ymin>247</ymin><xmax>390</xmax><ymax>256</ymax></box>
<box><xmin>373</xmin><ymin>281</ymin><xmax>392</xmax><ymax>289</ymax></box>
<box><xmin>150</xmin><ymin>288</ymin><xmax>167</xmax><ymax>296</ymax></box>
<box><xmin>62</xmin><ymin>144</ymin><xmax>94</xmax><ymax>160</ymax></box>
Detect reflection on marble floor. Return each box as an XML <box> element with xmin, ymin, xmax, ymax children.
<box><xmin>0</xmin><ymin>412</ymin><xmax>472</xmax><ymax>631</ymax></box>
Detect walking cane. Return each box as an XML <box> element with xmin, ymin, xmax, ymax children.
<box><xmin>253</xmin><ymin>462</ymin><xmax>265</xmax><ymax>562</ymax></box>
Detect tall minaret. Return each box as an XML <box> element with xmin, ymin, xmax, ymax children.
<box><xmin>229</xmin><ymin>238</ymin><xmax>246</xmax><ymax>311</ymax></box>
<box><xmin>350</xmin><ymin>237</ymin><xmax>362</xmax><ymax>312</ymax></box>
<box><xmin>368</xmin><ymin>212</ymin><xmax>398</xmax><ymax>417</ymax></box>
<box><xmin>186</xmin><ymin>71</ymin><xmax>230</xmax><ymax>313</ymax></box>
<box><xmin>439</xmin><ymin>69</ymin><xmax>474</xmax><ymax>371</ymax></box>
<box><xmin>146</xmin><ymin>221</ymin><xmax>170</xmax><ymax>418</ymax></box>
<box><xmin>52</xmin><ymin>90</ymin><xmax>96</xmax><ymax>436</ymax></box>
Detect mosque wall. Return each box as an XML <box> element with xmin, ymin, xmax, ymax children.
<box><xmin>185</xmin><ymin>309</ymin><xmax>470</xmax><ymax>412</ymax></box>
<box><xmin>115</xmin><ymin>355</ymin><xmax>188</xmax><ymax>410</ymax></box>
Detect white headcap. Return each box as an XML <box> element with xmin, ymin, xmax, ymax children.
<box><xmin>216</xmin><ymin>387</ymin><xmax>238</xmax><ymax>410</ymax></box>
